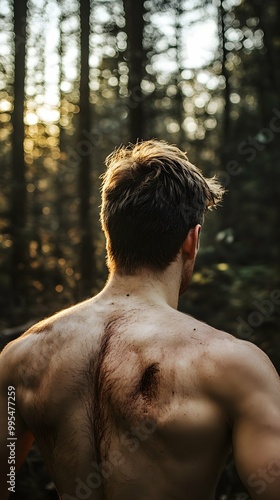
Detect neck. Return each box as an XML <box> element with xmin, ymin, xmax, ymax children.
<box><xmin>100</xmin><ymin>260</ymin><xmax>184</xmax><ymax>309</ymax></box>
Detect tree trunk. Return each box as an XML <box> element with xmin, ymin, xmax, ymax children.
<box><xmin>217</xmin><ymin>0</ymin><xmax>233</xmax><ymax>229</ymax></box>
<box><xmin>10</xmin><ymin>0</ymin><xmax>28</xmax><ymax>307</ymax></box>
<box><xmin>55</xmin><ymin>5</ymin><xmax>66</xmax><ymax>261</ymax></box>
<box><xmin>174</xmin><ymin>0</ymin><xmax>185</xmax><ymax>148</ymax></box>
<box><xmin>123</xmin><ymin>0</ymin><xmax>146</xmax><ymax>143</ymax></box>
<box><xmin>219</xmin><ymin>0</ymin><xmax>231</xmax><ymax>144</ymax></box>
<box><xmin>252</xmin><ymin>0</ymin><xmax>279</xmax><ymax>91</ymax></box>
<box><xmin>78</xmin><ymin>0</ymin><xmax>96</xmax><ymax>298</ymax></box>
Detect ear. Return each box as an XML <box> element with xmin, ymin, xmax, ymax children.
<box><xmin>182</xmin><ymin>224</ymin><xmax>201</xmax><ymax>260</ymax></box>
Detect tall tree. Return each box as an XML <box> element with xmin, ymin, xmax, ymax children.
<box><xmin>54</xmin><ymin>1</ymin><xmax>67</xmax><ymax>261</ymax></box>
<box><xmin>10</xmin><ymin>0</ymin><xmax>28</xmax><ymax>307</ymax></box>
<box><xmin>123</xmin><ymin>0</ymin><xmax>146</xmax><ymax>143</ymax></box>
<box><xmin>218</xmin><ymin>0</ymin><xmax>231</xmax><ymax>144</ymax></box>
<box><xmin>78</xmin><ymin>0</ymin><xmax>96</xmax><ymax>297</ymax></box>
<box><xmin>251</xmin><ymin>0</ymin><xmax>279</xmax><ymax>91</ymax></box>
<box><xmin>174</xmin><ymin>0</ymin><xmax>186</xmax><ymax>148</ymax></box>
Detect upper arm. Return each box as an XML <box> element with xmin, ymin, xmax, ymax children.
<box><xmin>0</xmin><ymin>342</ymin><xmax>34</xmax><ymax>499</ymax></box>
<box><xmin>212</xmin><ymin>339</ymin><xmax>280</xmax><ymax>500</ymax></box>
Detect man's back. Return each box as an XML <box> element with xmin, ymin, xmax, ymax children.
<box><xmin>4</xmin><ymin>295</ymin><xmax>233</xmax><ymax>500</ymax></box>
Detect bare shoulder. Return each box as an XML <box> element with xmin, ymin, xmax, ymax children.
<box><xmin>23</xmin><ymin>295</ymin><xmax>96</xmax><ymax>337</ymax></box>
<box><xmin>202</xmin><ymin>327</ymin><xmax>278</xmax><ymax>381</ymax></box>
<box><xmin>0</xmin><ymin>330</ymin><xmax>36</xmax><ymax>388</ymax></box>
<box><xmin>172</xmin><ymin>311</ymin><xmax>279</xmax><ymax>408</ymax></box>
<box><xmin>178</xmin><ymin>310</ymin><xmax>276</xmax><ymax>374</ymax></box>
<box><xmin>195</xmin><ymin>324</ymin><xmax>280</xmax><ymax>423</ymax></box>
<box><xmin>0</xmin><ymin>297</ymin><xmax>96</xmax><ymax>389</ymax></box>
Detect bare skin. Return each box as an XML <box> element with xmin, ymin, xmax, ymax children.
<box><xmin>1</xmin><ymin>229</ymin><xmax>280</xmax><ymax>500</ymax></box>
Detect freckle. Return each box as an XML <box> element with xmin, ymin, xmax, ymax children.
<box><xmin>126</xmin><ymin>294</ymin><xmax>129</xmax><ymax>297</ymax></box>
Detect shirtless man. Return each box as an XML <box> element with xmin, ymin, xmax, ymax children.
<box><xmin>1</xmin><ymin>140</ymin><xmax>280</xmax><ymax>500</ymax></box>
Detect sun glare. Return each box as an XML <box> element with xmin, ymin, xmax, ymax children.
<box><xmin>25</xmin><ymin>112</ymin><xmax>38</xmax><ymax>126</ymax></box>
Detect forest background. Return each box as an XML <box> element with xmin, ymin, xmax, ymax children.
<box><xmin>0</xmin><ymin>0</ymin><xmax>280</xmax><ymax>498</ymax></box>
